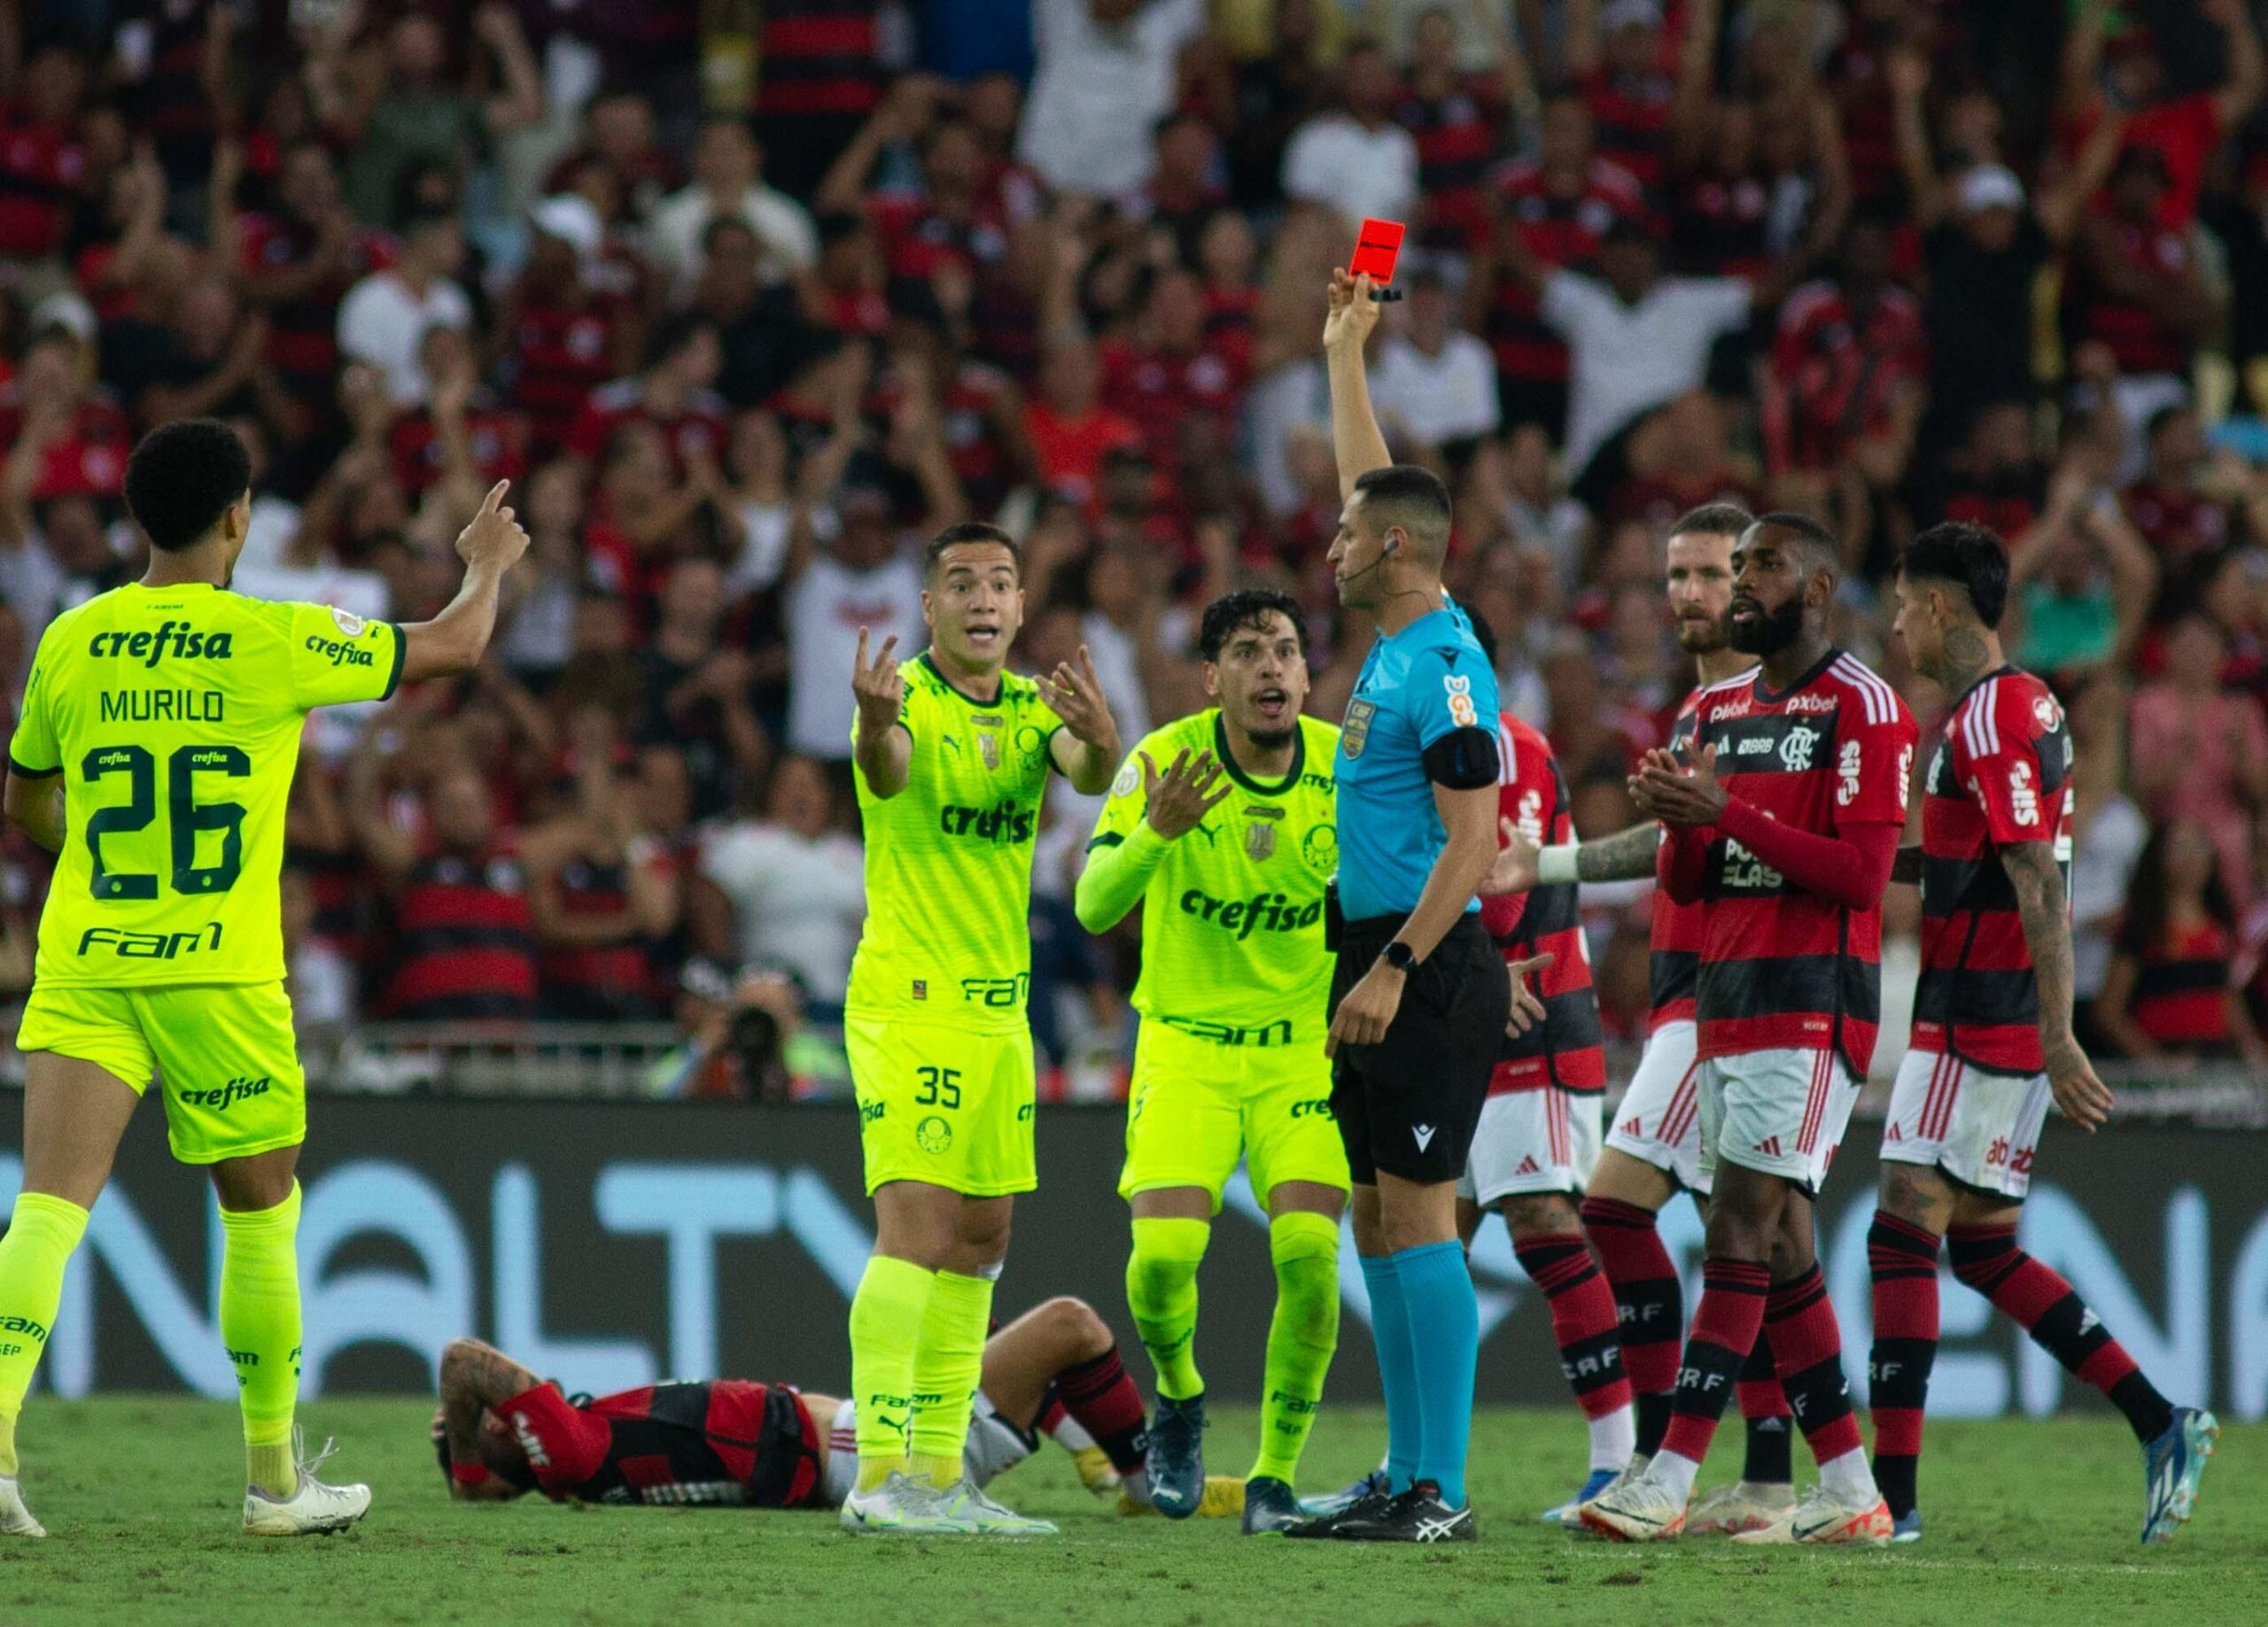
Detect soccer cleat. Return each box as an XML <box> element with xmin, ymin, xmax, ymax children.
<box><xmin>1300</xmin><ymin>1466</ymin><xmax>1389</xmax><ymax>1519</ymax></box>
<box><xmin>241</xmin><ymin>1432</ymin><xmax>372</xmax><ymax>1537</ymax></box>
<box><xmin>1731</xmin><ymin>1484</ymin><xmax>1893</xmax><ymax>1547</ymax></box>
<box><xmin>839</xmin><ymin>1471</ymin><xmax>976</xmax><ymax>1535</ymax></box>
<box><xmin>0</xmin><ymin>1476</ymin><xmax>46</xmax><ymax>1538</ymax></box>
<box><xmin>1285</xmin><ymin>1477</ymin><xmax>1394</xmax><ymax>1538</ymax></box>
<box><xmin>934</xmin><ymin>1476</ymin><xmax>1059</xmax><ymax>1537</ymax></box>
<box><xmin>1117</xmin><ymin>1474</ymin><xmax>1243</xmax><ymax>1518</ymax></box>
<box><xmin>1069</xmin><ymin>1445</ymin><xmax>1122</xmax><ymax>1498</ymax></box>
<box><xmin>1145</xmin><ymin>1392</ymin><xmax>1207</xmax><ymax>1520</ymax></box>
<box><xmin>1686</xmin><ymin>1478</ymin><xmax>1797</xmax><ymax>1537</ymax></box>
<box><xmin>1542</xmin><ymin>1467</ymin><xmax>1620</xmax><ymax>1526</ymax></box>
<box><xmin>2140</xmin><ymin>1406</ymin><xmax>2219</xmax><ymax>1544</ymax></box>
<box><xmin>1891</xmin><ymin>1508</ymin><xmax>1923</xmax><ymax>1544</ymax></box>
<box><xmin>1241</xmin><ymin>1476</ymin><xmax>1301</xmax><ymax>1535</ymax></box>
<box><xmin>1326</xmin><ymin>1481</ymin><xmax>1475</xmax><ymax>1543</ymax></box>
<box><xmin>1577</xmin><ymin>1466</ymin><xmax>1688</xmax><ymax>1543</ymax></box>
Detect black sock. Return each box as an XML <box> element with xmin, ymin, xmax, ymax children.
<box><xmin>1743</xmin><ymin>1414</ymin><xmax>1791</xmax><ymax>1485</ymax></box>
<box><xmin>1635</xmin><ymin>1391</ymin><xmax>1674</xmax><ymax>1460</ymax></box>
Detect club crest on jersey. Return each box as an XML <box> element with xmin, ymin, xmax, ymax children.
<box><xmin>1301</xmin><ymin>823</ymin><xmax>1338</xmax><ymax>871</ymax></box>
<box><xmin>2034</xmin><ymin>694</ymin><xmax>2062</xmax><ymax>732</ymax></box>
<box><xmin>1779</xmin><ymin>725</ymin><xmax>1817</xmax><ymax>772</ymax></box>
<box><xmin>975</xmin><ymin>732</ymin><xmax>1000</xmax><ymax>769</ymax></box>
<box><xmin>1341</xmin><ymin>699</ymin><xmax>1377</xmax><ymax>759</ymax></box>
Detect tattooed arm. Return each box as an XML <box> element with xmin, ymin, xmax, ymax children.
<box><xmin>2001</xmin><ymin>840</ymin><xmax>2113</xmax><ymax>1131</ymax></box>
<box><xmin>438</xmin><ymin>1337</ymin><xmax>542</xmax><ymax>1499</ymax></box>
<box><xmin>1575</xmin><ymin>822</ymin><xmax>1666</xmax><ymax>882</ymax></box>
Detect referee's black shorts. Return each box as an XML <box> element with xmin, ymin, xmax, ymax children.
<box><xmin>1328</xmin><ymin>911</ymin><xmax>1509</xmax><ymax>1185</ymax></box>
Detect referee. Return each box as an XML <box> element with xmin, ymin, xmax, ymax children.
<box><xmin>1289</xmin><ymin>271</ymin><xmax>1511</xmax><ymax>1544</ymax></box>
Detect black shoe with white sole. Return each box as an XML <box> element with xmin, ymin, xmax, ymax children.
<box><xmin>1329</xmin><ymin>1482</ymin><xmax>1476</xmax><ymax>1543</ymax></box>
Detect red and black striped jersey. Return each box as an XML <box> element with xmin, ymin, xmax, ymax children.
<box><xmin>509</xmin><ymin>292</ymin><xmax>633</xmax><ymax>452</ymax></box>
<box><xmin>1646</xmin><ymin>685</ymin><xmax>1709</xmax><ymax>1030</ymax></box>
<box><xmin>1689</xmin><ymin>649</ymin><xmax>1917</xmax><ymax>1076</ymax></box>
<box><xmin>537</xmin><ymin>853</ymin><xmax>661</xmax><ymax>1020</ymax></box>
<box><xmin>2070</xmin><ymin>221</ymin><xmax>2197</xmax><ymax>378</ymax></box>
<box><xmin>757</xmin><ymin>0</ymin><xmax>883</xmax><ymax>120</ymax></box>
<box><xmin>1579</xmin><ymin>66</ymin><xmax>1673</xmax><ymax>194</ymax></box>
<box><xmin>1481</xmin><ymin>714</ymin><xmax>1605</xmax><ymax>1093</ymax></box>
<box><xmin>498</xmin><ymin>1378</ymin><xmax>823</xmax><ymax>1508</ymax></box>
<box><xmin>2131</xmin><ymin>919</ymin><xmax>2236</xmax><ymax>1049</ymax></box>
<box><xmin>1479</xmin><ymin>158</ymin><xmax>1646</xmax><ymax>384</ymax></box>
<box><xmin>1392</xmin><ymin>76</ymin><xmax>1507</xmax><ymax>245</ymax></box>
<box><xmin>1912</xmin><ymin>667</ymin><xmax>2072</xmax><ymax>1074</ymax></box>
<box><xmin>382</xmin><ymin>844</ymin><xmax>539</xmax><ymax>1021</ymax></box>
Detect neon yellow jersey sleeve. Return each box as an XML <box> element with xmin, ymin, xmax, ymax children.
<box><xmin>5</xmin><ymin>610</ymin><xmax>69</xmax><ymax>778</ymax></box>
<box><xmin>21</xmin><ymin>584</ymin><xmax>402</xmax><ymax>989</ymax></box>
<box><xmin>845</xmin><ymin>655</ymin><xmax>1063</xmax><ymax>1031</ymax></box>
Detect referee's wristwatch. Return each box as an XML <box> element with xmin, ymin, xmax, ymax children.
<box><xmin>1381</xmin><ymin>940</ymin><xmax>1420</xmax><ymax>973</ymax></box>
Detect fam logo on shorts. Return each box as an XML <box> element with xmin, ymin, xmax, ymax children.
<box><xmin>916</xmin><ymin>1115</ymin><xmax>953</xmax><ymax>1154</ymax></box>
<box><xmin>1341</xmin><ymin>699</ymin><xmax>1377</xmax><ymax>760</ymax></box>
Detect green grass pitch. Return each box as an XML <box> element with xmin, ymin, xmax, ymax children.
<box><xmin>10</xmin><ymin>1400</ymin><xmax>2267</xmax><ymax>1626</ymax></box>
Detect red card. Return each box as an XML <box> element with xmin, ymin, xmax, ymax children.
<box><xmin>1350</xmin><ymin>218</ymin><xmax>1405</xmax><ymax>286</ymax></box>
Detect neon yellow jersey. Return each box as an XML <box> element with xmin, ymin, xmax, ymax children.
<box><xmin>1088</xmin><ymin>710</ymin><xmax>1339</xmax><ymax>1042</ymax></box>
<box><xmin>846</xmin><ymin>655</ymin><xmax>1063</xmax><ymax>1032</ymax></box>
<box><xmin>7</xmin><ymin>583</ymin><xmax>404</xmax><ymax>988</ymax></box>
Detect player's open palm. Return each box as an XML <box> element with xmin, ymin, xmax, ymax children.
<box><xmin>1483</xmin><ymin>817</ymin><xmax>1542</xmax><ymax>895</ymax></box>
<box><xmin>454</xmin><ymin>480</ymin><xmax>530</xmax><ymax>571</ymax></box>
<box><xmin>1504</xmin><ymin>951</ymin><xmax>1554</xmax><ymax>1038</ymax></box>
<box><xmin>1142</xmin><ymin>748</ymin><xmax>1231</xmax><ymax>841</ymax></box>
<box><xmin>1041</xmin><ymin>645</ymin><xmax>1118</xmax><ymax>748</ymax></box>
<box><xmin>2046</xmin><ymin>1038</ymin><xmax>2114</xmax><ymax>1133</ymax></box>
<box><xmin>851</xmin><ymin>629</ymin><xmax>904</xmax><ymax>731</ymax></box>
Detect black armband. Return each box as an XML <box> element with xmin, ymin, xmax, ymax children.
<box><xmin>1422</xmin><ymin>726</ymin><xmax>1500</xmax><ymax>790</ymax></box>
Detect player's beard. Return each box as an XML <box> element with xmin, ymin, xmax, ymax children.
<box><xmin>1674</xmin><ymin>612</ymin><xmax>1728</xmax><ymax>655</ymax></box>
<box><xmin>1247</xmin><ymin>722</ymin><xmax>1297</xmax><ymax>751</ymax></box>
<box><xmin>1728</xmin><ymin>594</ymin><xmax>1805</xmax><ymax>655</ymax></box>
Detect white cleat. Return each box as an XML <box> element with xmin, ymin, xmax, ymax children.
<box><xmin>839</xmin><ymin>1471</ymin><xmax>976</xmax><ymax>1535</ymax></box>
<box><xmin>242</xmin><ymin>1432</ymin><xmax>372</xmax><ymax>1537</ymax></box>
<box><xmin>0</xmin><ymin>1476</ymin><xmax>47</xmax><ymax>1538</ymax></box>
<box><xmin>1687</xmin><ymin>1478</ymin><xmax>1797</xmax><ymax>1537</ymax></box>
<box><xmin>1731</xmin><ymin>1482</ymin><xmax>1893</xmax><ymax>1547</ymax></box>
<box><xmin>935</xmin><ymin>1476</ymin><xmax>1058</xmax><ymax>1536</ymax></box>
<box><xmin>1576</xmin><ymin>1465</ymin><xmax>1689</xmax><ymax>1543</ymax></box>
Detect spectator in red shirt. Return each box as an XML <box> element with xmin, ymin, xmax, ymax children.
<box><xmin>542</xmin><ymin>87</ymin><xmax>680</xmax><ymax>230</ymax></box>
<box><xmin>1392</xmin><ymin>0</ymin><xmax>1525</xmax><ymax>250</ymax></box>
<box><xmin>501</xmin><ymin>194</ymin><xmax>641</xmax><ymax>455</ymax></box>
<box><xmin>2064</xmin><ymin>145</ymin><xmax>2212</xmax><ymax>399</ymax></box>
<box><xmin>68</xmin><ymin>142</ymin><xmax>197</xmax><ymax>327</ymax></box>
<box><xmin>2098</xmin><ymin>816</ymin><xmax>2268</xmax><ymax>1065</ymax></box>
<box><xmin>1910</xmin><ymin>399</ymin><xmax>2047</xmax><ymax>540</ymax></box>
<box><xmin>237</xmin><ymin>141</ymin><xmax>397</xmax><ymax>412</ymax></box>
<box><xmin>1566</xmin><ymin>0</ymin><xmax>1705</xmax><ymax>197</ymax></box>
<box><xmin>1025</xmin><ymin>340</ymin><xmax>1143</xmax><ymax>514</ymax></box>
<box><xmin>389</xmin><ymin>327</ymin><xmax>532</xmax><ymax>500</ymax></box>
<box><xmin>815</xmin><ymin>211</ymin><xmax>891</xmax><ymax>339</ymax></box>
<box><xmin>0</xmin><ymin>326</ymin><xmax>131</xmax><ymax>502</ymax></box>
<box><xmin>0</xmin><ymin>42</ymin><xmax>89</xmax><ymax>278</ymax></box>
<box><xmin>1764</xmin><ymin>211</ymin><xmax>1926</xmax><ymax>481</ymax></box>
<box><xmin>1125</xmin><ymin>110</ymin><xmax>1228</xmax><ymax>244</ymax></box>
<box><xmin>566</xmin><ymin>313</ymin><xmax>729</xmax><ymax>480</ymax></box>
<box><xmin>2123</xmin><ymin>404</ymin><xmax>2233</xmax><ymax>576</ymax></box>
<box><xmin>1097</xmin><ymin>264</ymin><xmax>1249</xmax><ymax>481</ymax></box>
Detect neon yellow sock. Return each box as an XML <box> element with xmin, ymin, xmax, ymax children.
<box><xmin>1250</xmin><ymin>1211</ymin><xmax>1341</xmax><ymax>1484</ymax></box>
<box><xmin>910</xmin><ymin>1269</ymin><xmax>994</xmax><ymax>1484</ymax></box>
<box><xmin>219</xmin><ymin>1182</ymin><xmax>303</xmax><ymax>1498</ymax></box>
<box><xmin>0</xmin><ymin>1192</ymin><xmax>89</xmax><ymax>1477</ymax></box>
<box><xmin>850</xmin><ymin>1253</ymin><xmax>935</xmax><ymax>1491</ymax></box>
<box><xmin>1126</xmin><ymin>1217</ymin><xmax>1209</xmax><ymax>1400</ymax></box>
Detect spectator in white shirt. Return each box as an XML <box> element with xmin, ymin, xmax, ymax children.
<box><xmin>1371</xmin><ymin>266</ymin><xmax>1501</xmax><ymax>452</ymax></box>
<box><xmin>699</xmin><ymin>754</ymin><xmax>866</xmax><ymax>1011</ymax></box>
<box><xmin>782</xmin><ymin>482</ymin><xmax>928</xmax><ymax>762</ymax></box>
<box><xmin>1019</xmin><ymin>0</ymin><xmax>1208</xmax><ymax>198</ymax></box>
<box><xmin>646</xmin><ymin>115</ymin><xmax>819</xmax><ymax>298</ymax></box>
<box><xmin>336</xmin><ymin>208</ymin><xmax>473</xmax><ymax>407</ymax></box>
<box><xmin>1280</xmin><ymin>40</ymin><xmax>1420</xmax><ymax>229</ymax></box>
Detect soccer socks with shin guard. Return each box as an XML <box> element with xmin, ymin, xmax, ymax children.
<box><xmin>1511</xmin><ymin>1230</ymin><xmax>1635</xmax><ymax>1472</ymax></box>
<box><xmin>0</xmin><ymin>1192</ymin><xmax>89</xmax><ymax>1476</ymax></box>
<box><xmin>1357</xmin><ymin>1253</ymin><xmax>1420</xmax><ymax>1489</ymax></box>
<box><xmin>1947</xmin><ymin>1223</ymin><xmax>2174</xmax><ymax>1443</ymax></box>
<box><xmin>1252</xmin><ymin>1212</ymin><xmax>1340</xmax><ymax>1484</ymax></box>
<box><xmin>850</xmin><ymin>1253</ymin><xmax>936</xmax><ymax>1490</ymax></box>
<box><xmin>1126</xmin><ymin>1217</ymin><xmax>1208</xmax><ymax>1402</ymax></box>
<box><xmin>1655</xmin><ymin>1257</ymin><xmax>1771</xmax><ymax>1499</ymax></box>
<box><xmin>910</xmin><ymin>1267</ymin><xmax>993</xmax><ymax>1485</ymax></box>
<box><xmin>1054</xmin><ymin>1347</ymin><xmax>1150</xmax><ymax>1476</ymax></box>
<box><xmin>1580</xmin><ymin>1196</ymin><xmax>1681</xmax><ymax>1459</ymax></box>
<box><xmin>219</xmin><ymin>1182</ymin><xmax>305</xmax><ymax>1498</ymax></box>
<box><xmin>1766</xmin><ymin>1265</ymin><xmax>1875</xmax><ymax>1503</ymax></box>
<box><xmin>1737</xmin><ymin>1328</ymin><xmax>1793</xmax><ymax>1484</ymax></box>
<box><xmin>1395</xmin><ymin>1241</ymin><xmax>1478</xmax><ymax>1509</ymax></box>
<box><xmin>1868</xmin><ymin>1210</ymin><xmax>1943</xmax><ymax>1517</ymax></box>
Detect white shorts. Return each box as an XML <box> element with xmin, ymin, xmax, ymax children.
<box><xmin>1603</xmin><ymin>1020</ymin><xmax>1707</xmax><ymax>1195</ymax></box>
<box><xmin>1697</xmin><ymin>1046</ymin><xmax>1861</xmax><ymax>1196</ymax></box>
<box><xmin>820</xmin><ymin>1389</ymin><xmax>1036</xmax><ymax>1508</ymax></box>
<box><xmin>1457</xmin><ymin>1086</ymin><xmax>1603</xmax><ymax>1205</ymax></box>
<box><xmin>1881</xmin><ymin>1048</ymin><xmax>2052</xmax><ymax>1199</ymax></box>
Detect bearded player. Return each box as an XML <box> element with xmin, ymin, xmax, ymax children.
<box><xmin>1074</xmin><ymin>590</ymin><xmax>1348</xmax><ymax>1536</ymax></box>
<box><xmin>842</xmin><ymin>523</ymin><xmax>1121</xmax><ymax>1536</ymax></box>
<box><xmin>434</xmin><ymin>1297</ymin><xmax>1238</xmax><ymax>1518</ymax></box>
<box><xmin>0</xmin><ymin>420</ymin><xmax>527</xmax><ymax>1538</ymax></box>
<box><xmin>1581</xmin><ymin>512</ymin><xmax>1914</xmax><ymax>1546</ymax></box>
<box><xmin>1873</xmin><ymin>522</ymin><xmax>2216</xmax><ymax>1545</ymax></box>
<box><xmin>1481</xmin><ymin>506</ymin><xmax>1801</xmax><ymax>1535</ymax></box>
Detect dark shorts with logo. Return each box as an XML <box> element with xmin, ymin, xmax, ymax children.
<box><xmin>1328</xmin><ymin>913</ymin><xmax>1509</xmax><ymax>1184</ymax></box>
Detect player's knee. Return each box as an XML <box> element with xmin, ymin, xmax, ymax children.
<box><xmin>1040</xmin><ymin>1296</ymin><xmax>1115</xmax><ymax>1358</ymax></box>
<box><xmin>1497</xmin><ymin>1192</ymin><xmax>1580</xmax><ymax>1237</ymax></box>
<box><xmin>1765</xmin><ymin>1228</ymin><xmax>1814</xmax><ymax>1283</ymax></box>
<box><xmin>1877</xmin><ymin>1163</ymin><xmax>1951</xmax><ymax>1228</ymax></box>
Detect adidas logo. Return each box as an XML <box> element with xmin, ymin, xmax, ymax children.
<box><xmin>1753</xmin><ymin>1135</ymin><xmax>1783</xmax><ymax>1156</ymax></box>
<box><xmin>1619</xmin><ymin>1117</ymin><xmax>1643</xmax><ymax>1135</ymax></box>
<box><xmin>1886</xmin><ymin>1124</ymin><xmax>1903</xmax><ymax>1141</ymax></box>
<box><xmin>1514</xmin><ymin>1155</ymin><xmax>1541</xmax><ymax>1175</ymax></box>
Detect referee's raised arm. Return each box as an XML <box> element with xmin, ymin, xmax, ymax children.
<box><xmin>1298</xmin><ymin>268</ymin><xmax>1511</xmax><ymax>1540</ymax></box>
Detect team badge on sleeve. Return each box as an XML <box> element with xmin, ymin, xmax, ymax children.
<box><xmin>1342</xmin><ymin>699</ymin><xmax>1376</xmax><ymax>759</ymax></box>
<box><xmin>330</xmin><ymin>606</ymin><xmax>365</xmax><ymax>637</ymax></box>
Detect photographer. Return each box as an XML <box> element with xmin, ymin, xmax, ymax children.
<box><xmin>647</xmin><ymin>958</ymin><xmax>823</xmax><ymax>1101</ymax></box>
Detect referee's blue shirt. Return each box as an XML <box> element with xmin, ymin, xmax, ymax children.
<box><xmin>1334</xmin><ymin>602</ymin><xmax>1502</xmax><ymax>921</ymax></box>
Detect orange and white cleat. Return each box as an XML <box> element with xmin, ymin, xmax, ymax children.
<box><xmin>1576</xmin><ymin>1466</ymin><xmax>1689</xmax><ymax>1543</ymax></box>
<box><xmin>1731</xmin><ymin>1483</ymin><xmax>1893</xmax><ymax>1547</ymax></box>
<box><xmin>1687</xmin><ymin>1478</ymin><xmax>1796</xmax><ymax>1536</ymax></box>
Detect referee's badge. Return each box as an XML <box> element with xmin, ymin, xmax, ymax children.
<box><xmin>1342</xmin><ymin>699</ymin><xmax>1376</xmax><ymax>759</ymax></box>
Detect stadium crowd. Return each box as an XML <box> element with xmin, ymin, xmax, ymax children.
<box><xmin>4</xmin><ymin>0</ymin><xmax>2268</xmax><ymax>1097</ymax></box>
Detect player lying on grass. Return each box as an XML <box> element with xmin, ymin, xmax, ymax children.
<box><xmin>432</xmin><ymin>1296</ymin><xmax>1239</xmax><ymax>1521</ymax></box>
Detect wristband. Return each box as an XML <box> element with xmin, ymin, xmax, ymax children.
<box><xmin>1537</xmin><ymin>843</ymin><xmax>1581</xmax><ymax>886</ymax></box>
<box><xmin>452</xmin><ymin>1460</ymin><xmax>492</xmax><ymax>1488</ymax></box>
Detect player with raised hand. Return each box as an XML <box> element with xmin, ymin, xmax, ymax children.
<box><xmin>1874</xmin><ymin>523</ymin><xmax>2216</xmax><ymax>1545</ymax></box>
<box><xmin>1074</xmin><ymin>590</ymin><xmax>1349</xmax><ymax>1536</ymax></box>
<box><xmin>0</xmin><ymin>419</ymin><xmax>527</xmax><ymax>1538</ymax></box>
<box><xmin>1580</xmin><ymin>512</ymin><xmax>1914</xmax><ymax>1547</ymax></box>
<box><xmin>840</xmin><ymin>522</ymin><xmax>1121</xmax><ymax>1538</ymax></box>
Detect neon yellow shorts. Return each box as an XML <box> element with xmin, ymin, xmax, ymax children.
<box><xmin>1120</xmin><ymin>1019</ymin><xmax>1349</xmax><ymax>1213</ymax></box>
<box><xmin>846</xmin><ymin>1016</ymin><xmax>1037</xmax><ymax>1197</ymax></box>
<box><xmin>15</xmin><ymin>980</ymin><xmax>307</xmax><ymax>1165</ymax></box>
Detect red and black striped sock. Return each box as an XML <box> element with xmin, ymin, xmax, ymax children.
<box><xmin>1947</xmin><ymin>1223</ymin><xmax>2175</xmax><ymax>1443</ymax></box>
<box><xmin>1659</xmin><ymin>1258</ymin><xmax>1770</xmax><ymax>1465</ymax></box>
<box><xmin>1765</xmin><ymin>1264</ymin><xmax>1864</xmax><ymax>1467</ymax></box>
<box><xmin>1580</xmin><ymin>1196</ymin><xmax>1681</xmax><ymax>1455</ymax></box>
<box><xmin>1512</xmin><ymin>1231</ymin><xmax>1634</xmax><ymax>1420</ymax></box>
<box><xmin>1053</xmin><ymin>1346</ymin><xmax>1150</xmax><ymax>1473</ymax></box>
<box><xmin>1736</xmin><ymin>1329</ymin><xmax>1792</xmax><ymax>1484</ymax></box>
<box><xmin>1867</xmin><ymin>1210</ymin><xmax>1942</xmax><ymax>1518</ymax></box>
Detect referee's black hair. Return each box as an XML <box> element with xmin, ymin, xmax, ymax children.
<box><xmin>1743</xmin><ymin>510</ymin><xmax>1841</xmax><ymax>583</ymax></box>
<box><xmin>923</xmin><ymin>521</ymin><xmax>1022</xmax><ymax>580</ymax></box>
<box><xmin>1351</xmin><ymin>463</ymin><xmax>1453</xmax><ymax>565</ymax></box>
<box><xmin>1198</xmin><ymin>588</ymin><xmax>1309</xmax><ymax>662</ymax></box>
<box><xmin>123</xmin><ymin>419</ymin><xmax>252</xmax><ymax>553</ymax></box>
<box><xmin>1901</xmin><ymin>521</ymin><xmax>2011</xmax><ymax>629</ymax></box>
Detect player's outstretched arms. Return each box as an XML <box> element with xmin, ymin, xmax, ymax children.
<box><xmin>400</xmin><ymin>480</ymin><xmax>532</xmax><ymax>683</ymax></box>
<box><xmin>1042</xmin><ymin>646</ymin><xmax>1124</xmax><ymax>794</ymax></box>
<box><xmin>1</xmin><ymin>771</ymin><xmax>64</xmax><ymax>855</ymax></box>
<box><xmin>850</xmin><ymin>628</ymin><xmax>912</xmax><ymax>798</ymax></box>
